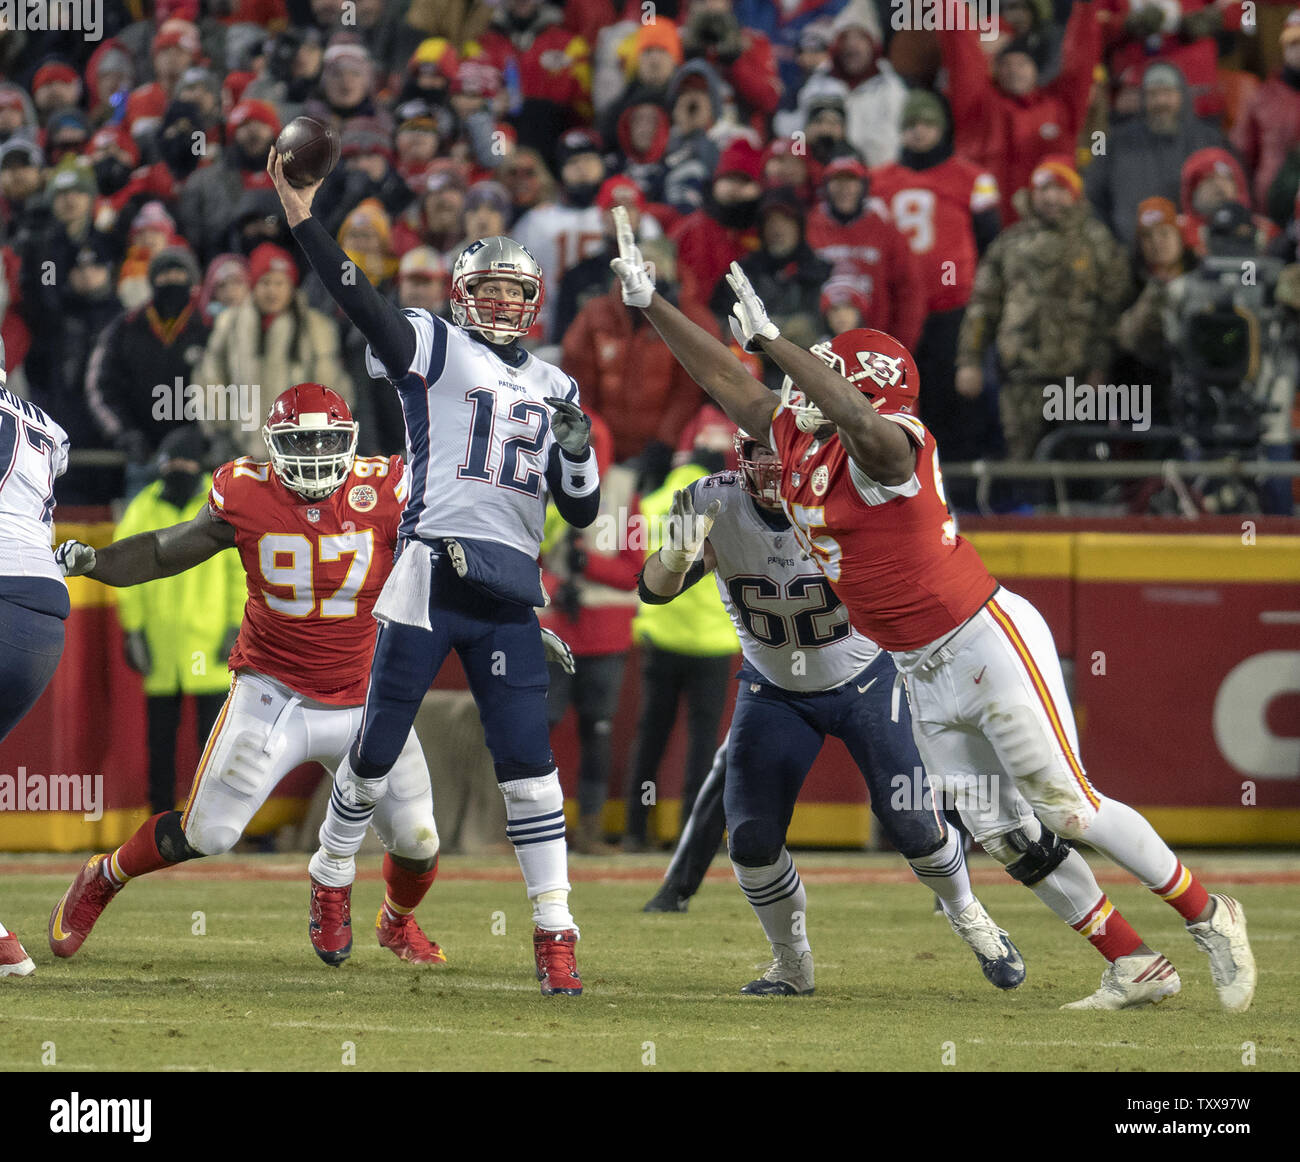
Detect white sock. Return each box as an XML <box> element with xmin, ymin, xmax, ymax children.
<box><xmin>501</xmin><ymin>772</ymin><xmax>574</xmax><ymax>930</ymax></box>
<box><xmin>732</xmin><ymin>848</ymin><xmax>810</xmax><ymax>954</ymax></box>
<box><xmin>1027</xmin><ymin>847</ymin><xmax>1108</xmax><ymax>927</ymax></box>
<box><xmin>307</xmin><ymin>849</ymin><xmax>355</xmax><ymax>888</ymax></box>
<box><xmin>318</xmin><ymin>756</ymin><xmax>384</xmax><ymax>861</ymax></box>
<box><xmin>908</xmin><ymin>828</ymin><xmax>976</xmax><ymax>917</ymax></box>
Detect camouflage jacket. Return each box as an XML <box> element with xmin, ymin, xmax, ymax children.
<box><xmin>957</xmin><ymin>195</ymin><xmax>1131</xmax><ymax>379</ymax></box>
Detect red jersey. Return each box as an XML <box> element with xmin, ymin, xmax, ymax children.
<box><xmin>805</xmin><ymin>204</ymin><xmax>927</xmax><ymax>349</ymax></box>
<box><xmin>208</xmin><ymin>454</ymin><xmax>406</xmax><ymax>705</ymax></box>
<box><xmin>769</xmin><ymin>407</ymin><xmax>996</xmax><ymax>652</ymax></box>
<box><xmin>870</xmin><ymin>158</ymin><xmax>999</xmax><ymax>314</ymax></box>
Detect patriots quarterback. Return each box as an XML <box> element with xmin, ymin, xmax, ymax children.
<box><xmin>269</xmin><ymin>150</ymin><xmax>600</xmax><ymax>995</ymax></box>
<box><xmin>0</xmin><ymin>337</ymin><xmax>69</xmax><ymax>977</ymax></box>
<box><xmin>639</xmin><ymin>436</ymin><xmax>1023</xmax><ymax>995</ymax></box>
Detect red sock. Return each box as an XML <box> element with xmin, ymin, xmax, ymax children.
<box><xmin>1072</xmin><ymin>895</ymin><xmax>1143</xmax><ymax>962</ymax></box>
<box><xmin>1153</xmin><ymin>861</ymin><xmax>1211</xmax><ymax>923</ymax></box>
<box><xmin>109</xmin><ymin>813</ymin><xmax>181</xmax><ymax>883</ymax></box>
<box><xmin>381</xmin><ymin>853</ymin><xmax>437</xmax><ymax>919</ymax></box>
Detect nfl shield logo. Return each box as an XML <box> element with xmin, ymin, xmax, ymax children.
<box><xmin>261</xmin><ymin>694</ymin><xmax>272</xmax><ymax>706</ymax></box>
<box><xmin>306</xmin><ymin>508</ymin><xmax>320</xmax><ymax>523</ymax></box>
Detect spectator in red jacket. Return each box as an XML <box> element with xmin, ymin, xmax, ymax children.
<box><xmin>1178</xmin><ymin>147</ymin><xmax>1279</xmax><ymax>256</ymax></box>
<box><xmin>473</xmin><ymin>0</ymin><xmax>593</xmax><ymax>156</ymax></box>
<box><xmin>668</xmin><ymin>137</ymin><xmax>763</xmax><ymax>305</ymax></box>
<box><xmin>124</xmin><ymin>20</ymin><xmax>202</xmax><ymax>140</ymax></box>
<box><xmin>1232</xmin><ymin>10</ymin><xmax>1300</xmax><ymax>212</ymax></box>
<box><xmin>940</xmin><ymin>0</ymin><xmax>1100</xmax><ymax>221</ymax></box>
<box><xmin>805</xmin><ymin>156</ymin><xmax>927</xmax><ymax>350</ymax></box>
<box><xmin>540</xmin><ymin>409</ymin><xmax>642</xmax><ymax>854</ymax></box>
<box><xmin>679</xmin><ymin>0</ymin><xmax>782</xmax><ymax>129</ymax></box>
<box><xmin>561</xmin><ymin>236</ymin><xmax>712</xmax><ymax>480</ymax></box>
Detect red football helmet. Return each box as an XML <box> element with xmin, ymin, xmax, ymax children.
<box><xmin>780</xmin><ymin>328</ymin><xmax>920</xmax><ymax>432</ymax></box>
<box><xmin>734</xmin><ymin>434</ymin><xmax>782</xmax><ymax>507</ymax></box>
<box><xmin>261</xmin><ymin>383</ymin><xmax>358</xmax><ymax>499</ymax></box>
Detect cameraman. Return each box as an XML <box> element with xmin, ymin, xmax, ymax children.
<box><xmin>1163</xmin><ymin>202</ymin><xmax>1299</xmax><ymax>514</ymax></box>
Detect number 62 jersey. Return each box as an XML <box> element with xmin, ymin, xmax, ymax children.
<box><xmin>208</xmin><ymin>454</ymin><xmax>406</xmax><ymax>705</ymax></box>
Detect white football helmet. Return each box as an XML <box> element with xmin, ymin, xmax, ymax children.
<box><xmin>450</xmin><ymin>235</ymin><xmax>544</xmax><ymax>343</ymax></box>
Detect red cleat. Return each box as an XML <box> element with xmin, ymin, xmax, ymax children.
<box><xmin>49</xmin><ymin>855</ymin><xmax>120</xmax><ymax>958</ymax></box>
<box><xmin>376</xmin><ymin>908</ymin><xmax>448</xmax><ymax>966</ymax></box>
<box><xmin>309</xmin><ymin>878</ymin><xmax>352</xmax><ymax>966</ymax></box>
<box><xmin>533</xmin><ymin>927</ymin><xmax>582</xmax><ymax>996</ymax></box>
<box><xmin>1</xmin><ymin>930</ymin><xmax>35</xmax><ymax>976</ymax></box>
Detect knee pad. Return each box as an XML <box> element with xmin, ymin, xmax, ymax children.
<box><xmin>388</xmin><ymin>815</ymin><xmax>441</xmax><ymax>863</ymax></box>
<box><xmin>983</xmin><ymin>818</ymin><xmax>1072</xmax><ymax>886</ymax></box>
<box><xmin>155</xmin><ymin>811</ymin><xmax>202</xmax><ymax>864</ymax></box>
<box><xmin>219</xmin><ymin>730</ymin><xmax>275</xmax><ymax>798</ymax></box>
<box><xmin>727</xmin><ymin>819</ymin><xmax>782</xmax><ymax>868</ymax></box>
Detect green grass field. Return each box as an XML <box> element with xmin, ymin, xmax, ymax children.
<box><xmin>1</xmin><ymin>850</ymin><xmax>1296</xmax><ymax>1072</ymax></box>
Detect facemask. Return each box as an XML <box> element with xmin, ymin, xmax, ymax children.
<box><xmin>711</xmin><ymin>195</ymin><xmax>759</xmax><ymax>230</ymax></box>
<box><xmin>159</xmin><ymin>468</ymin><xmax>201</xmax><ymax>508</ymax></box>
<box><xmin>160</xmin><ymin>130</ymin><xmax>201</xmax><ymax>179</ymax></box>
<box><xmin>152</xmin><ymin>282</ymin><xmax>193</xmax><ymax>319</ymax></box>
<box><xmin>93</xmin><ymin>157</ymin><xmax>131</xmax><ymax>196</ymax></box>
<box><xmin>808</xmin><ymin>135</ymin><xmax>838</xmax><ymax>165</ymax></box>
<box><xmin>564</xmin><ymin>181</ymin><xmax>602</xmax><ymax>208</ymax></box>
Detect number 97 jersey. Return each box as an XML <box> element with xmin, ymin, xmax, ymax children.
<box><xmin>208</xmin><ymin>454</ymin><xmax>406</xmax><ymax>706</ymax></box>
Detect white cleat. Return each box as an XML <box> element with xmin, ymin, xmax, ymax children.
<box><xmin>1061</xmin><ymin>951</ymin><xmax>1181</xmax><ymax>1010</ymax></box>
<box><xmin>740</xmin><ymin>947</ymin><xmax>814</xmax><ymax>996</ymax></box>
<box><xmin>0</xmin><ymin>930</ymin><xmax>35</xmax><ymax>977</ymax></box>
<box><xmin>946</xmin><ymin>900</ymin><xmax>1026</xmax><ymax>989</ymax></box>
<box><xmin>1187</xmin><ymin>895</ymin><xmax>1256</xmax><ymax>1013</ymax></box>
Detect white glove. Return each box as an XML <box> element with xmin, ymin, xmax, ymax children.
<box><xmin>660</xmin><ymin>489</ymin><xmax>720</xmax><ymax>573</ymax></box>
<box><xmin>725</xmin><ymin>261</ymin><xmax>780</xmax><ymax>353</ymax></box>
<box><xmin>540</xmin><ymin>626</ymin><xmax>576</xmax><ymax>675</ymax></box>
<box><xmin>55</xmin><ymin>539</ymin><xmax>96</xmax><ymax>577</ymax></box>
<box><xmin>608</xmin><ymin>204</ymin><xmax>655</xmax><ymax>308</ymax></box>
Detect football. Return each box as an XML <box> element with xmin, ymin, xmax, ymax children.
<box><xmin>275</xmin><ymin>116</ymin><xmax>340</xmax><ymax>188</ymax></box>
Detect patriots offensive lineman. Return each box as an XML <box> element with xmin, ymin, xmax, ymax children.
<box><xmin>269</xmin><ymin>151</ymin><xmax>600</xmax><ymax>995</ymax></box>
<box><xmin>0</xmin><ymin>338</ymin><xmax>69</xmax><ymax>977</ymax></box>
<box><xmin>611</xmin><ymin>209</ymin><xmax>1255</xmax><ymax>1012</ymax></box>
<box><xmin>639</xmin><ymin>437</ymin><xmax>1023</xmax><ymax>995</ymax></box>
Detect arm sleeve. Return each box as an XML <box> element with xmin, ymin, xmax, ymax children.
<box><xmin>291</xmin><ymin>215</ymin><xmax>417</xmax><ymax>378</ymax></box>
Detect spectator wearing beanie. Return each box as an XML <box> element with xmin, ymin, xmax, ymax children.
<box><xmin>596</xmin><ymin>16</ymin><xmax>683</xmax><ymax>137</ymax></box>
<box><xmin>306</xmin><ymin>36</ymin><xmax>380</xmax><ymax>123</ymax></box>
<box><xmin>394</xmin><ymin>37</ymin><xmax>460</xmax><ymax>108</ymax></box>
<box><xmin>124</xmin><ymin>20</ymin><xmax>203</xmax><ymax>140</ymax></box>
<box><xmin>117</xmin><ymin>200</ymin><xmax>183</xmax><ymax>310</ymax></box>
<box><xmin>393</xmin><ymin>170</ymin><xmax>468</xmax><ymax>266</ymax></box>
<box><xmin>1084</xmin><ymin>61</ymin><xmax>1226</xmax><ymax>250</ymax></box>
<box><xmin>85</xmin><ymin>39</ymin><xmax>136</xmax><ymax>126</ymax></box>
<box><xmin>86</xmin><ymin>246</ymin><xmax>212</xmax><ymax>477</ymax></box>
<box><xmin>391</xmin><ymin>99</ymin><xmax>452</xmax><ymax>193</ymax></box>
<box><xmin>0</xmin><ymin>84</ymin><xmax>38</xmax><ymax>147</ymax></box>
<box><xmin>661</xmin><ymin>60</ymin><xmax>724</xmax><ymax>214</ymax></box>
<box><xmin>941</xmin><ymin>0</ymin><xmax>1100</xmax><ymax>223</ymax></box>
<box><xmin>613</xmin><ymin>100</ymin><xmax>673</xmax><ymax>209</ymax></box>
<box><xmin>31</xmin><ymin>61</ymin><xmax>83</xmax><ymax>125</ymax></box>
<box><xmin>453</xmin><ymin>180</ymin><xmax>513</xmax><ymax>261</ymax></box>
<box><xmin>177</xmin><ymin>98</ymin><xmax>279</xmax><ymax>264</ymax></box>
<box><xmin>781</xmin><ymin>0</ymin><xmax>906</xmax><ymax>167</ymax></box>
<box><xmin>0</xmin><ymin>139</ymin><xmax>47</xmax><ymax>253</ymax></box>
<box><xmin>713</xmin><ymin>184</ymin><xmax>833</xmax><ymax>387</ymax></box>
<box><xmin>1234</xmin><ymin>11</ymin><xmax>1300</xmax><ymax>212</ymax></box>
<box><xmin>313</xmin><ymin>116</ymin><xmax>414</xmax><ymax>240</ymax></box>
<box><xmin>197</xmin><ymin>241</ymin><xmax>350</xmax><ymax>459</ymax></box>
<box><xmin>669</xmin><ymin>137</ymin><xmax>762</xmax><ymax>306</ymax></box>
<box><xmin>957</xmin><ymin>157</ymin><xmax>1130</xmax><ymax>462</ymax></box>
<box><xmin>763</xmin><ymin>137</ymin><xmax>814</xmax><ymax>208</ymax></box>
<box><xmin>805</xmin><ymin>156</ymin><xmax>926</xmax><ymax>349</ymax></box>
<box><xmin>562</xmin><ymin>235</ymin><xmax>714</xmax><ymax>490</ymax></box>
<box><xmin>42</xmin><ymin>110</ymin><xmax>91</xmax><ymax>168</ymax></box>
<box><xmin>20</xmin><ymin>160</ymin><xmax>114</xmax><ymax>418</ymax></box>
<box><xmin>679</xmin><ymin>0</ymin><xmax>781</xmax><ymax>130</ymax></box>
<box><xmin>197</xmin><ymin>253</ymin><xmax>250</xmax><ymax>325</ymax></box>
<box><xmin>1178</xmin><ymin>148</ymin><xmax>1279</xmax><ymax>258</ymax></box>
<box><xmin>871</xmin><ymin>90</ymin><xmax>1002</xmax><ymax>464</ymax></box>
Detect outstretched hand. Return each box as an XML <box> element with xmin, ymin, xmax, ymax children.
<box><xmin>725</xmin><ymin>261</ymin><xmax>780</xmax><ymax>354</ymax></box>
<box><xmin>608</xmin><ymin>204</ymin><xmax>655</xmax><ymax>308</ymax></box>
<box><xmin>266</xmin><ymin>146</ymin><xmax>323</xmax><ymax>228</ymax></box>
<box><xmin>660</xmin><ymin>488</ymin><xmax>720</xmax><ymax>573</ymax></box>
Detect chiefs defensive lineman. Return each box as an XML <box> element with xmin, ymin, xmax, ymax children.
<box><xmin>611</xmin><ymin>209</ymin><xmax>1256</xmax><ymax>1013</ymax></box>
<box><xmin>50</xmin><ymin>385</ymin><xmax>447</xmax><ymax>968</ymax></box>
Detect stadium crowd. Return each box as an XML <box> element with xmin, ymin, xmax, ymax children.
<box><xmin>2</xmin><ymin>0</ymin><xmax>1298</xmax><ymax>514</ymax></box>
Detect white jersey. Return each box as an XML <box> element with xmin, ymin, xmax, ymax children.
<box><xmin>693</xmin><ymin>472</ymin><xmax>880</xmax><ymax>693</ymax></box>
<box><xmin>0</xmin><ymin>385</ymin><xmax>69</xmax><ymax>585</ymax></box>
<box><xmin>366</xmin><ymin>309</ymin><xmax>580</xmax><ymax>555</ymax></box>
<box><xmin>512</xmin><ymin>203</ymin><xmax>604</xmax><ymax>341</ymax></box>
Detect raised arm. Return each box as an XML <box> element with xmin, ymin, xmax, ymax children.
<box><xmin>638</xmin><ymin>488</ymin><xmax>720</xmax><ymax>603</ymax></box>
<box><xmin>267</xmin><ymin>149</ymin><xmax>417</xmax><ymax>379</ymax></box>
<box><xmin>58</xmin><ymin>505</ymin><xmax>236</xmax><ymax>588</ymax></box>
<box><xmin>609</xmin><ymin>207</ymin><xmax>777</xmax><ymax>443</ymax></box>
<box><xmin>725</xmin><ymin>264</ymin><xmax>915</xmax><ymax>486</ymax></box>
